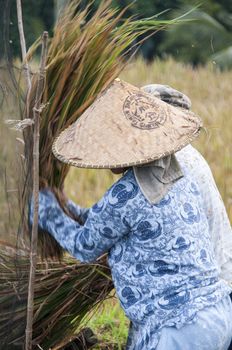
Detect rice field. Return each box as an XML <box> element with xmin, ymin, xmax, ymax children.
<box><xmin>1</xmin><ymin>58</ymin><xmax>232</xmax><ymax>348</ymax></box>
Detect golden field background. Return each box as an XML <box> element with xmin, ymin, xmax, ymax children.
<box><xmin>65</xmin><ymin>58</ymin><xmax>232</xmax><ymax>222</ymax></box>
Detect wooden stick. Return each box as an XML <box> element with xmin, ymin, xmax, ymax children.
<box><xmin>25</xmin><ymin>31</ymin><xmax>48</xmax><ymax>350</ymax></box>
<box><xmin>16</xmin><ymin>0</ymin><xmax>31</xmax><ymax>91</ymax></box>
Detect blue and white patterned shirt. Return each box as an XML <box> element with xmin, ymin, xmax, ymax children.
<box><xmin>36</xmin><ymin>145</ymin><xmax>232</xmax><ymax>350</ymax></box>
<box><xmin>177</xmin><ymin>145</ymin><xmax>232</xmax><ymax>283</ymax></box>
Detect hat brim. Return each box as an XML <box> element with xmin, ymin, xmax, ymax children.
<box><xmin>52</xmin><ymin>79</ymin><xmax>202</xmax><ymax>169</ymax></box>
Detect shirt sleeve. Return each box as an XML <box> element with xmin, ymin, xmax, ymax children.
<box><xmin>66</xmin><ymin>199</ymin><xmax>89</xmax><ymax>223</ymax></box>
<box><xmin>176</xmin><ymin>145</ymin><xmax>232</xmax><ymax>282</ymax></box>
<box><xmin>45</xmin><ymin>179</ymin><xmax>133</xmax><ymax>263</ymax></box>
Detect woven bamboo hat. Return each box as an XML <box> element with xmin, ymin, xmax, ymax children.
<box><xmin>52</xmin><ymin>79</ymin><xmax>202</xmax><ymax>169</ymax></box>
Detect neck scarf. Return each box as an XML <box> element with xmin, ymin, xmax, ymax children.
<box><xmin>133</xmin><ymin>84</ymin><xmax>191</xmax><ymax>204</ymax></box>
<box><xmin>133</xmin><ymin>154</ymin><xmax>183</xmax><ymax>204</ymax></box>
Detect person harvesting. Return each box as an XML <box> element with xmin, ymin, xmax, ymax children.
<box><xmin>31</xmin><ymin>80</ymin><xmax>232</xmax><ymax>349</ymax></box>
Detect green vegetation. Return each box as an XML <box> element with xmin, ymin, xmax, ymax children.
<box><xmin>88</xmin><ymin>299</ymin><xmax>129</xmax><ymax>349</ymax></box>
<box><xmin>160</xmin><ymin>6</ymin><xmax>232</xmax><ymax>68</ymax></box>
<box><xmin>1</xmin><ymin>0</ymin><xmax>232</xmax><ymax>68</ymax></box>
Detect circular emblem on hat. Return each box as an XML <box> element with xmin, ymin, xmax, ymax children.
<box><xmin>123</xmin><ymin>92</ymin><xmax>167</xmax><ymax>130</ymax></box>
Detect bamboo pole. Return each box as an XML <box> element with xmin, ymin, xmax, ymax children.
<box><xmin>16</xmin><ymin>0</ymin><xmax>31</xmax><ymax>90</ymax></box>
<box><xmin>25</xmin><ymin>31</ymin><xmax>48</xmax><ymax>350</ymax></box>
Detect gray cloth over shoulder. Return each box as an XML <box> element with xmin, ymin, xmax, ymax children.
<box><xmin>133</xmin><ymin>84</ymin><xmax>191</xmax><ymax>204</ymax></box>
<box><xmin>133</xmin><ymin>154</ymin><xmax>183</xmax><ymax>204</ymax></box>
<box><xmin>143</xmin><ymin>84</ymin><xmax>192</xmax><ymax>110</ymax></box>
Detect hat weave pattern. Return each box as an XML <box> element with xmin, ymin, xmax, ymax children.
<box><xmin>52</xmin><ymin>79</ymin><xmax>202</xmax><ymax>169</ymax></box>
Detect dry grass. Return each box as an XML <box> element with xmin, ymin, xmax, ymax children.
<box><xmin>65</xmin><ymin>57</ymin><xmax>232</xmax><ymax>222</ymax></box>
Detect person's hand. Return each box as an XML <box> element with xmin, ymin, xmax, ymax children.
<box><xmin>29</xmin><ymin>188</ymin><xmax>62</xmax><ymax>232</ymax></box>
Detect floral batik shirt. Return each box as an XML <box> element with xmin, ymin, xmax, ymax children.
<box><xmin>36</xmin><ymin>146</ymin><xmax>232</xmax><ymax>350</ymax></box>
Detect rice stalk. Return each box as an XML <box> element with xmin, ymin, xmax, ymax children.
<box><xmin>0</xmin><ymin>243</ymin><xmax>112</xmax><ymax>349</ymax></box>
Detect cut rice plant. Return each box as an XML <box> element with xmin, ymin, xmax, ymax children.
<box><xmin>0</xmin><ymin>242</ymin><xmax>112</xmax><ymax>349</ymax></box>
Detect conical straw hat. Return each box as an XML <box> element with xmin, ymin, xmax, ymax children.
<box><xmin>52</xmin><ymin>79</ymin><xmax>202</xmax><ymax>169</ymax></box>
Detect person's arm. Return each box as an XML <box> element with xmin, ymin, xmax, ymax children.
<box><xmin>30</xmin><ymin>180</ymin><xmax>132</xmax><ymax>263</ymax></box>
<box><xmin>66</xmin><ymin>199</ymin><xmax>89</xmax><ymax>223</ymax></box>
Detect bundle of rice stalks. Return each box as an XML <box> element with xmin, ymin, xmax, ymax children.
<box><xmin>24</xmin><ymin>0</ymin><xmax>179</xmax><ymax>259</ymax></box>
<box><xmin>0</xmin><ymin>242</ymin><xmax>112</xmax><ymax>349</ymax></box>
